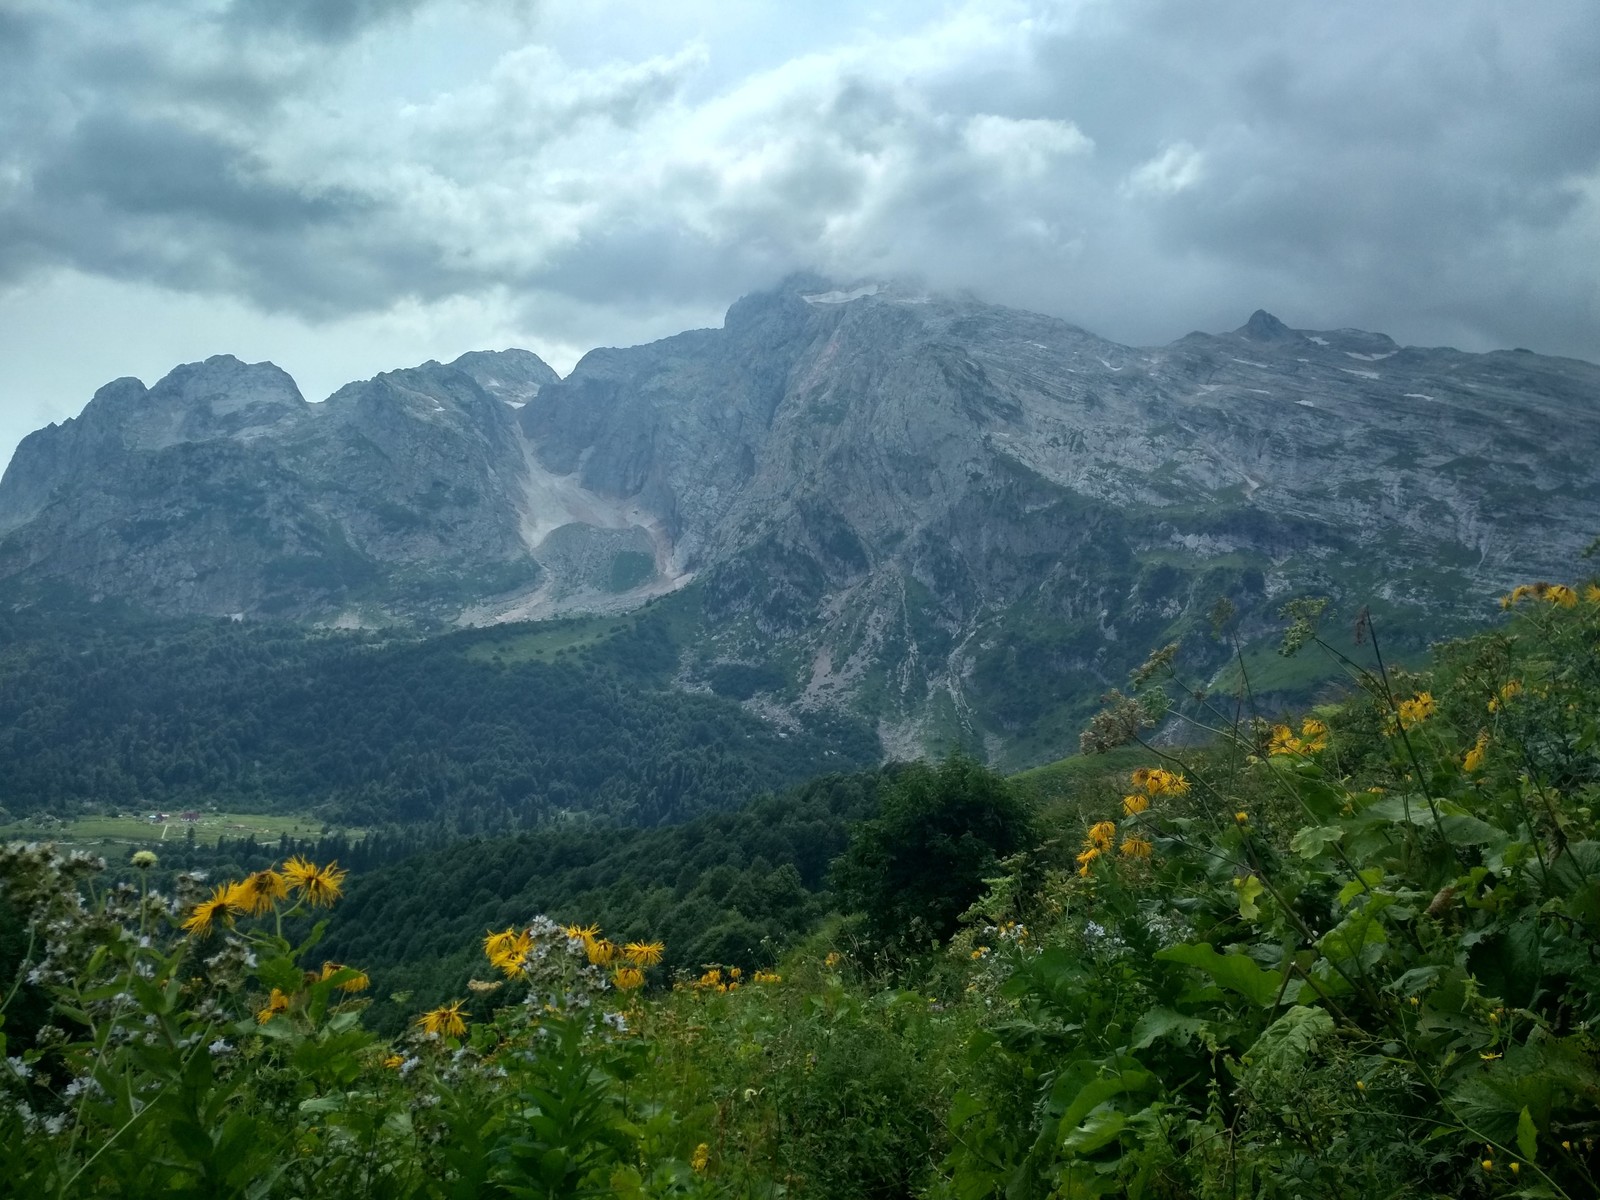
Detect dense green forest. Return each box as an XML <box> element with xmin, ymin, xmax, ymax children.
<box><xmin>318</xmin><ymin>768</ymin><xmax>898</xmax><ymax>1033</ymax></box>
<box><xmin>5</xmin><ymin>578</ymin><xmax>1600</xmax><ymax>1198</ymax></box>
<box><xmin>0</xmin><ymin>602</ymin><xmax>878</xmax><ymax>830</ymax></box>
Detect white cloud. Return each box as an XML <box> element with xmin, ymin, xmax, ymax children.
<box><xmin>1124</xmin><ymin>141</ymin><xmax>1203</xmax><ymax>196</ymax></box>
<box><xmin>965</xmin><ymin>115</ymin><xmax>1093</xmax><ymax>179</ymax></box>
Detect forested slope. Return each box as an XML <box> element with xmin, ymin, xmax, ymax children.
<box><xmin>0</xmin><ymin>604</ymin><xmax>879</xmax><ymax>829</ymax></box>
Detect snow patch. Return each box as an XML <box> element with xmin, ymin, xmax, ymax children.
<box><xmin>1307</xmin><ymin>336</ymin><xmax>1330</xmax><ymax>346</ymax></box>
<box><xmin>802</xmin><ymin>284</ymin><xmax>880</xmax><ymax>305</ymax></box>
<box><xmin>1296</xmin><ymin>399</ymin><xmax>1316</xmax><ymax>407</ymax></box>
<box><xmin>1403</xmin><ymin>393</ymin><xmax>1437</xmax><ymax>402</ymax></box>
<box><xmin>1345</xmin><ymin>350</ymin><xmax>1397</xmax><ymax>361</ymax></box>
<box><xmin>1339</xmin><ymin>367</ymin><xmax>1380</xmax><ymax>380</ymax></box>
<box><xmin>1230</xmin><ymin>357</ymin><xmax>1268</xmax><ymax>368</ymax></box>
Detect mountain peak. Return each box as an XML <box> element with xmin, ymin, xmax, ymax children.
<box><xmin>1238</xmin><ymin>310</ymin><xmax>1300</xmax><ymax>343</ymax></box>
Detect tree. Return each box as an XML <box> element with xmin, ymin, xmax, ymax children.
<box><xmin>832</xmin><ymin>755</ymin><xmax>1035</xmax><ymax>951</ymax></box>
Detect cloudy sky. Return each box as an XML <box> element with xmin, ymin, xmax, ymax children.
<box><xmin>1</xmin><ymin>0</ymin><xmax>1597</xmax><ymax>467</ymax></box>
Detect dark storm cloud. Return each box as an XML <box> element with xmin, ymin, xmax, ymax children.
<box><xmin>223</xmin><ymin>0</ymin><xmax>431</xmax><ymax>43</ymax></box>
<box><xmin>34</xmin><ymin>114</ymin><xmax>363</xmax><ymax>231</ymax></box>
<box><xmin>1</xmin><ymin>0</ymin><xmax>1597</xmax><ymax>363</ymax></box>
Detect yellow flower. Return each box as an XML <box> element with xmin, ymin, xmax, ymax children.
<box><xmin>1396</xmin><ymin>692</ymin><xmax>1435</xmax><ymax>730</ymax></box>
<box><xmin>1510</xmin><ymin>1161</ymin><xmax>1521</xmax><ymax>1174</ymax></box>
<box><xmin>1488</xmin><ymin>678</ymin><xmax>1522</xmax><ymax>714</ymax></box>
<box><xmin>824</xmin><ymin>951</ymin><xmax>843</xmax><ymax>968</ymax></box>
<box><xmin>1075</xmin><ymin>846</ymin><xmax>1101</xmax><ymax>877</ymax></box>
<box><xmin>1355</xmin><ymin>1080</ymin><xmax>1365</xmax><ymax>1092</ymax></box>
<box><xmin>1234</xmin><ymin>811</ymin><xmax>1249</xmax><ymax>824</ymax></box>
<box><xmin>1086</xmin><ymin>820</ymin><xmax>1117</xmax><ymax>850</ymax></box>
<box><xmin>383</xmin><ymin>1054</ymin><xmax>404</xmax><ymax>1069</ymax></box>
<box><xmin>1268</xmin><ymin>725</ymin><xmax>1300</xmax><ymax>756</ymax></box>
<box><xmin>565</xmin><ymin>923</ymin><xmax>601</xmax><ymax>943</ymax></box>
<box><xmin>319</xmin><ymin>961</ymin><xmax>370</xmax><ymax>993</ymax></box>
<box><xmin>753</xmin><ymin>970</ymin><xmax>782</xmax><ymax>984</ymax></box>
<box><xmin>1481</xmin><ymin>1159</ymin><xmax>1493</xmax><ymax>1171</ymax></box>
<box><xmin>283</xmin><ymin>857</ymin><xmax>346</xmax><ymax>907</ymax></box>
<box><xmin>1121</xmin><ymin>793</ymin><xmax>1150</xmax><ymax>816</ymax></box>
<box><xmin>182</xmin><ymin>881</ymin><xmax>245</xmax><ymax>937</ymax></box>
<box><xmin>1547</xmin><ymin>584</ymin><xmax>1578</xmax><ymax>607</ymax></box>
<box><xmin>415</xmin><ymin>1000</ymin><xmax>468</xmax><ymax>1038</ymax></box>
<box><xmin>1585</xmin><ymin>584</ymin><xmax>1600</xmax><ymax>605</ymax></box>
<box><xmin>970</xmin><ymin>946</ymin><xmax>990</xmax><ymax>959</ymax></box>
<box><xmin>611</xmin><ymin>966</ymin><xmax>646</xmax><ymax>992</ymax></box>
<box><xmin>486</xmin><ymin>929</ymin><xmax>533</xmax><ymax>976</ymax></box>
<box><xmin>1145</xmin><ymin>768</ymin><xmax>1189</xmax><ymax>796</ymax></box>
<box><xmin>1463</xmin><ymin>730</ymin><xmax>1490</xmax><ymax>774</ymax></box>
<box><xmin>256</xmin><ymin>987</ymin><xmax>290</xmax><ymax>1025</ymax></box>
<box><xmin>237</xmin><ymin>869</ymin><xmax>290</xmax><ymax>916</ymax></box>
<box><xmin>483</xmin><ymin>927</ymin><xmax>521</xmax><ymax>961</ymax></box>
<box><xmin>624</xmin><ymin>940</ymin><xmax>665</xmax><ymax>968</ymax></box>
<box><xmin>691</xmin><ymin>1143</ymin><xmax>710</xmax><ymax>1173</ymax></box>
<box><xmin>1119</xmin><ymin>835</ymin><xmax>1153</xmax><ymax>859</ymax></box>
<box><xmin>1130</xmin><ymin>767</ymin><xmax>1152</xmax><ymax>789</ymax></box>
<box><xmin>586</xmin><ymin>938</ymin><xmax>618</xmax><ymax>967</ymax></box>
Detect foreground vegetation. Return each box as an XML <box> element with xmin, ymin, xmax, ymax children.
<box><xmin>4</xmin><ymin>579</ymin><xmax>1600</xmax><ymax>1197</ymax></box>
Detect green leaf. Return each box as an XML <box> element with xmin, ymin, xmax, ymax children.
<box><xmin>1062</xmin><ymin>1108</ymin><xmax>1128</xmax><ymax>1155</ymax></box>
<box><xmin>1130</xmin><ymin>1008</ymin><xmax>1210</xmax><ymax>1050</ymax></box>
<box><xmin>256</xmin><ymin>955</ymin><xmax>302</xmax><ymax>994</ymax></box>
<box><xmin>1156</xmin><ymin>943</ymin><xmax>1287</xmax><ymax>1007</ymax></box>
<box><xmin>1516</xmin><ymin>1106</ymin><xmax>1538</xmax><ymax>1164</ymax></box>
<box><xmin>1337</xmin><ymin>868</ymin><xmax>1385</xmax><ymax>907</ymax></box>
<box><xmin>1290</xmin><ymin>825</ymin><xmax>1345</xmax><ymax>859</ymax></box>
<box><xmin>1241</xmin><ymin>1006</ymin><xmax>1334</xmax><ymax>1083</ymax></box>
<box><xmin>1235</xmin><ymin>875</ymin><xmax>1264</xmax><ymax>920</ymax></box>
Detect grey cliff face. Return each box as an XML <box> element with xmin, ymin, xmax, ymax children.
<box><xmin>3</xmin><ymin>280</ymin><xmax>1596</xmax><ymax>762</ymax></box>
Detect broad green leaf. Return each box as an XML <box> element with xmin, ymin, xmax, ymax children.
<box><xmin>1337</xmin><ymin>868</ymin><xmax>1385</xmax><ymax>907</ymax></box>
<box><xmin>1290</xmin><ymin>825</ymin><xmax>1345</xmax><ymax>859</ymax></box>
<box><xmin>1242</xmin><ymin>1006</ymin><xmax>1333</xmax><ymax>1083</ymax></box>
<box><xmin>1130</xmin><ymin>1008</ymin><xmax>1210</xmax><ymax>1050</ymax></box>
<box><xmin>1157</xmin><ymin>942</ymin><xmax>1287</xmax><ymax>1007</ymax></box>
<box><xmin>1235</xmin><ymin>875</ymin><xmax>1264</xmax><ymax>920</ymax></box>
<box><xmin>1517</xmin><ymin>1106</ymin><xmax>1538</xmax><ymax>1163</ymax></box>
<box><xmin>1062</xmin><ymin>1108</ymin><xmax>1128</xmax><ymax>1155</ymax></box>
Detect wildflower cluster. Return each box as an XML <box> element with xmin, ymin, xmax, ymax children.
<box><xmin>1500</xmin><ymin>580</ymin><xmax>1582</xmax><ymax>608</ymax></box>
<box><xmin>180</xmin><ymin>856</ymin><xmax>347</xmax><ymax>936</ymax></box>
<box><xmin>682</xmin><ymin>964</ymin><xmax>778</xmax><ymax>993</ymax></box>
<box><xmin>1267</xmin><ymin>716</ymin><xmax>1329</xmax><ymax>756</ymax></box>
<box><xmin>1081</xmin><ymin>767</ymin><xmax>1181</xmax><ymax>875</ymax></box>
<box><xmin>1394</xmin><ymin>690</ymin><xmax>1435</xmax><ymax>730</ymax></box>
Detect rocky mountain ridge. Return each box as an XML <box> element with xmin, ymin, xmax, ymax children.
<box><xmin>4</xmin><ymin>277</ymin><xmax>1596</xmax><ymax>763</ymax></box>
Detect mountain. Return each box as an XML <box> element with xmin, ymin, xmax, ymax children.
<box><xmin>4</xmin><ymin>277</ymin><xmax>1597</xmax><ymax>764</ymax></box>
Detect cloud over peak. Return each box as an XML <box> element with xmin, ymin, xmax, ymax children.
<box><xmin>1</xmin><ymin>0</ymin><xmax>1597</xmax><ymax>468</ymax></box>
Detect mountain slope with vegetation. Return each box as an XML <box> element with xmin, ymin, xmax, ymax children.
<box><xmin>0</xmin><ymin>602</ymin><xmax>878</xmax><ymax>830</ymax></box>
<box><xmin>3</xmin><ymin>279</ymin><xmax>1596</xmax><ymax>764</ymax></box>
